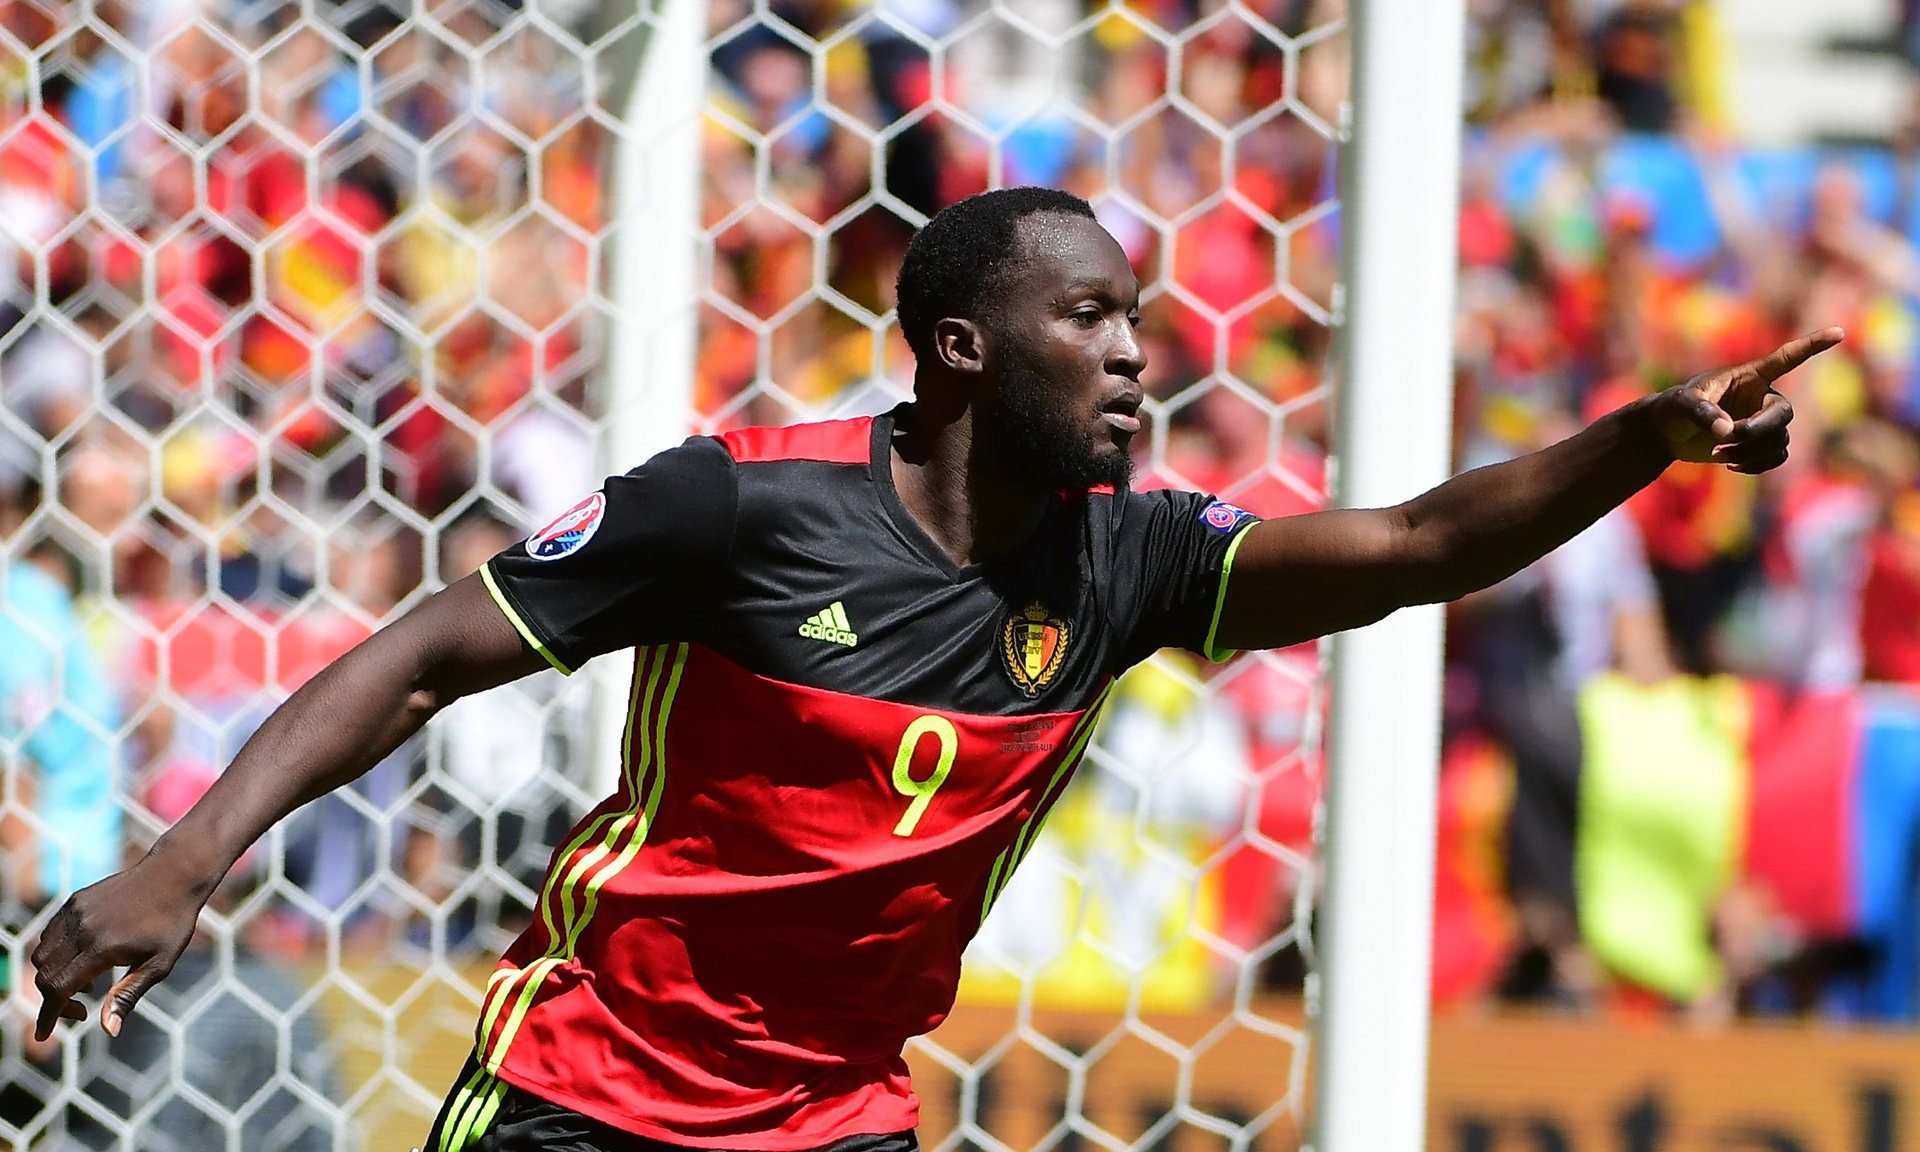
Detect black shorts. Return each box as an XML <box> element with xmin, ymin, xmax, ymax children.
<box><xmin>420</xmin><ymin>1052</ymin><xmax>920</xmax><ymax>1152</ymax></box>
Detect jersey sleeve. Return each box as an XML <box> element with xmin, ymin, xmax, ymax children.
<box><xmin>481</xmin><ymin>436</ymin><xmax>737</xmax><ymax>673</ymax></box>
<box><xmin>1108</xmin><ymin>488</ymin><xmax>1263</xmax><ymax>669</ymax></box>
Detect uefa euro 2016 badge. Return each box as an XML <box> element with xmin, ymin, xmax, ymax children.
<box><xmin>1199</xmin><ymin>500</ymin><xmax>1253</xmax><ymax>533</ymax></box>
<box><xmin>1002</xmin><ymin>601</ymin><xmax>1070</xmax><ymax>697</ymax></box>
<box><xmin>527</xmin><ymin>492</ymin><xmax>606</xmax><ymax>561</ymax></box>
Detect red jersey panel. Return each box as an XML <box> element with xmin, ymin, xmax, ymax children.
<box><xmin>478</xmin><ymin>643</ymin><xmax>1108</xmax><ymax>1147</ymax></box>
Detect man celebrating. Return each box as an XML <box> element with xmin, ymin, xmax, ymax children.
<box><xmin>29</xmin><ymin>188</ymin><xmax>1835</xmax><ymax>1152</ymax></box>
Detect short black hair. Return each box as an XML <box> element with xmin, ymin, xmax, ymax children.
<box><xmin>894</xmin><ymin>187</ymin><xmax>1098</xmax><ymax>361</ymax></box>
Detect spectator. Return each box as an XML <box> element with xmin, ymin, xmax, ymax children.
<box><xmin>1735</xmin><ymin>421</ymin><xmax>1904</xmax><ymax>689</ymax></box>
<box><xmin>1464</xmin><ymin>0</ymin><xmax>1557</xmax><ymax>125</ymax></box>
<box><xmin>0</xmin><ymin>544</ymin><xmax>123</xmax><ymax>1149</ymax></box>
<box><xmin>0</xmin><ymin>546</ymin><xmax>121</xmax><ymax>913</ymax></box>
<box><xmin>1862</xmin><ymin>487</ymin><xmax>1920</xmax><ymax>683</ymax></box>
<box><xmin>1592</xmin><ymin>3</ymin><xmax>1683</xmax><ymax>133</ymax></box>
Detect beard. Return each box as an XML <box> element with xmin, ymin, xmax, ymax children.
<box><xmin>987</xmin><ymin>345</ymin><xmax>1135</xmax><ymax>492</ymax></box>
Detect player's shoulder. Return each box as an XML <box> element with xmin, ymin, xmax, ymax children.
<box><xmin>624</xmin><ymin>416</ymin><xmax>875</xmax><ymax>483</ymax></box>
<box><xmin>1093</xmin><ymin>483</ymin><xmax>1255</xmax><ymax>536</ymax></box>
<box><xmin>1082</xmin><ymin>485</ymin><xmax>1262</xmax><ymax>594</ymax></box>
<box><xmin>712</xmin><ymin>415</ymin><xmax>874</xmax><ymax>468</ymax></box>
<box><xmin>702</xmin><ymin>415</ymin><xmax>882</xmax><ymax>531</ymax></box>
<box><xmin>620</xmin><ymin>414</ymin><xmax>878</xmax><ymax>502</ymax></box>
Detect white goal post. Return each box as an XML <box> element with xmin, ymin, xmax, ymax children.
<box><xmin>1315</xmin><ymin>0</ymin><xmax>1466</xmax><ymax>1149</ymax></box>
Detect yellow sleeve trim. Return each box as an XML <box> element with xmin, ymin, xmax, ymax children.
<box><xmin>1202</xmin><ymin>522</ymin><xmax>1259</xmax><ymax>664</ymax></box>
<box><xmin>480</xmin><ymin>561</ymin><xmax>575</xmax><ymax>676</ymax></box>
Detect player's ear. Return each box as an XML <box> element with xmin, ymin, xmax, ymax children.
<box><xmin>933</xmin><ymin>317</ymin><xmax>986</xmax><ymax>375</ymax></box>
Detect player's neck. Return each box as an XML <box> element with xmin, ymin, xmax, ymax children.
<box><xmin>891</xmin><ymin>402</ymin><xmax>1053</xmax><ymax>568</ymax></box>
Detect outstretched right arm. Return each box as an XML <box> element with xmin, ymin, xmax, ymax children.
<box><xmin>30</xmin><ymin>572</ymin><xmax>544</xmax><ymax>1041</ymax></box>
<box><xmin>33</xmin><ymin>433</ymin><xmax>741</xmax><ymax>1042</ymax></box>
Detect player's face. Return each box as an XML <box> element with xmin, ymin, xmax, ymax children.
<box><xmin>983</xmin><ymin>214</ymin><xmax>1146</xmax><ymax>490</ymax></box>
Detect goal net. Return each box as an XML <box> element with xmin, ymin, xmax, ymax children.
<box><xmin>0</xmin><ymin>1</ymin><xmax>1340</xmax><ymax>1148</ymax></box>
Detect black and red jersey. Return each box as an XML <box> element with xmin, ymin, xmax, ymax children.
<box><xmin>471</xmin><ymin>407</ymin><xmax>1260</xmax><ymax>1148</ymax></box>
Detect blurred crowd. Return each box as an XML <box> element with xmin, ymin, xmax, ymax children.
<box><xmin>1440</xmin><ymin>0</ymin><xmax>1920</xmax><ymax>1023</ymax></box>
<box><xmin>6</xmin><ymin>0</ymin><xmax>1920</xmax><ymax>1135</ymax></box>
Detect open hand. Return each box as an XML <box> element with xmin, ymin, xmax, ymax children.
<box><xmin>28</xmin><ymin>857</ymin><xmax>207</xmax><ymax>1041</ymax></box>
<box><xmin>1655</xmin><ymin>327</ymin><xmax>1843</xmax><ymax>472</ymax></box>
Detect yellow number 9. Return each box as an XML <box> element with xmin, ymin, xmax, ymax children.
<box><xmin>891</xmin><ymin>715</ymin><xmax>958</xmax><ymax>837</ymax></box>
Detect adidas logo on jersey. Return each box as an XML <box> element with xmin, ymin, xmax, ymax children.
<box><xmin>798</xmin><ymin>601</ymin><xmax>858</xmax><ymax>647</ymax></box>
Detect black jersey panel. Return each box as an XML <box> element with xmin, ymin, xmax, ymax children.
<box><xmin>1103</xmin><ymin>487</ymin><xmax>1263</xmax><ymax>669</ymax></box>
<box><xmin>704</xmin><ymin>445</ymin><xmax>1110</xmax><ymax>716</ymax></box>
<box><xmin>481</xmin><ymin>410</ymin><xmax>1258</xmax><ymax>714</ymax></box>
<box><xmin>484</xmin><ymin>436</ymin><xmax>739</xmax><ymax>670</ymax></box>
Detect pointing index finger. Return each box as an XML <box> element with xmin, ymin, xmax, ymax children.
<box><xmin>1750</xmin><ymin>327</ymin><xmax>1845</xmax><ymax>385</ymax></box>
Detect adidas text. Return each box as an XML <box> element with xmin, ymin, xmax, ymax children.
<box><xmin>799</xmin><ymin>601</ymin><xmax>859</xmax><ymax>647</ymax></box>
<box><xmin>798</xmin><ymin>621</ymin><xmax>858</xmax><ymax>646</ymax></box>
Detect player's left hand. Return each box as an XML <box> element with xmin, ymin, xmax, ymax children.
<box><xmin>1654</xmin><ymin>327</ymin><xmax>1843</xmax><ymax>472</ymax></box>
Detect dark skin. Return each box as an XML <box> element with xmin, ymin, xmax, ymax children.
<box><xmin>29</xmin><ymin>210</ymin><xmax>1838</xmax><ymax>1042</ymax></box>
<box><xmin>893</xmin><ymin>211</ymin><xmax>1147</xmax><ymax>564</ymax></box>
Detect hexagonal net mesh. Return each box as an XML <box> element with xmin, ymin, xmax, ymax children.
<box><xmin>0</xmin><ymin>1</ymin><xmax>1339</xmax><ymax>1149</ymax></box>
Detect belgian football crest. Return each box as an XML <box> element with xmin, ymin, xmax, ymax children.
<box><xmin>1001</xmin><ymin>602</ymin><xmax>1069</xmax><ymax>697</ymax></box>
